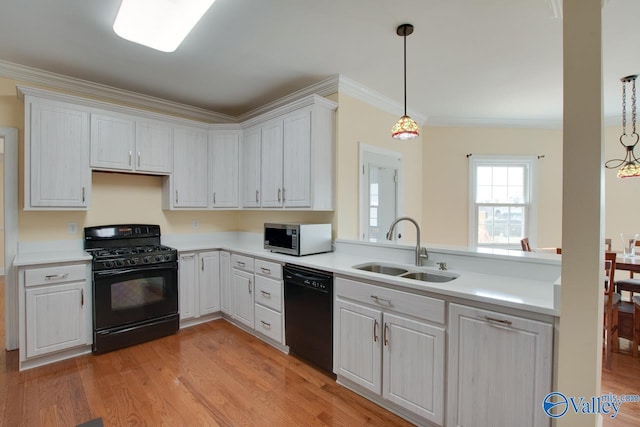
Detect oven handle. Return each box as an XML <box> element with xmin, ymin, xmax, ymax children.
<box><xmin>94</xmin><ymin>262</ymin><xmax>177</xmax><ymax>277</ymax></box>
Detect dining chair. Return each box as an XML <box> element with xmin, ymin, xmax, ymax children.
<box><xmin>615</xmin><ymin>238</ymin><xmax>640</xmax><ymax>301</ymax></box>
<box><xmin>604</xmin><ymin>252</ymin><xmax>620</xmax><ymax>369</ymax></box>
<box><xmin>633</xmin><ymin>296</ymin><xmax>640</xmax><ymax>358</ymax></box>
<box><xmin>605</xmin><ymin>238</ymin><xmax>612</xmax><ymax>252</ymax></box>
<box><xmin>520</xmin><ymin>238</ymin><xmax>531</xmax><ymax>252</ymax></box>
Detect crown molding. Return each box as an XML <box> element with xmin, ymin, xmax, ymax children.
<box><xmin>0</xmin><ymin>60</ymin><xmax>235</xmax><ymax>123</ymax></box>
<box><xmin>337</xmin><ymin>75</ymin><xmax>428</xmax><ymax>125</ymax></box>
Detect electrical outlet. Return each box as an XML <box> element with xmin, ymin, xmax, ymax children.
<box><xmin>192</xmin><ymin>219</ymin><xmax>199</xmax><ymax>229</ymax></box>
<box><xmin>68</xmin><ymin>222</ymin><xmax>78</xmax><ymax>234</ymax></box>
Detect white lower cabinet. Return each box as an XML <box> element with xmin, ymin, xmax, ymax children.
<box><xmin>178</xmin><ymin>251</ymin><xmax>220</xmax><ymax>324</ymax></box>
<box><xmin>231</xmin><ymin>268</ymin><xmax>254</xmax><ymax>328</ymax></box>
<box><xmin>334</xmin><ymin>277</ymin><xmax>445</xmax><ymax>426</ymax></box>
<box><xmin>19</xmin><ymin>262</ymin><xmax>92</xmax><ymax>370</ymax></box>
<box><xmin>447</xmin><ymin>303</ymin><xmax>553</xmax><ymax>427</ymax></box>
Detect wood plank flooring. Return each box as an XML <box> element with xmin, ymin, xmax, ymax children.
<box><xmin>1</xmin><ymin>275</ymin><xmax>640</xmax><ymax>426</ymax></box>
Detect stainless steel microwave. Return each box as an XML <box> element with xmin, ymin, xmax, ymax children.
<box><xmin>264</xmin><ymin>223</ymin><xmax>332</xmax><ymax>256</ymax></box>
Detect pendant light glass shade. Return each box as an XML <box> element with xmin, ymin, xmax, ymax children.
<box><xmin>605</xmin><ymin>75</ymin><xmax>640</xmax><ymax>178</ymax></box>
<box><xmin>391</xmin><ymin>24</ymin><xmax>420</xmax><ymax>140</ymax></box>
<box><xmin>391</xmin><ymin>115</ymin><xmax>420</xmax><ymax>140</ymax></box>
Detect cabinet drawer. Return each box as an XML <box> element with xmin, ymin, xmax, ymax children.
<box><xmin>336</xmin><ymin>276</ymin><xmax>445</xmax><ymax>324</ymax></box>
<box><xmin>24</xmin><ymin>264</ymin><xmax>86</xmax><ymax>287</ymax></box>
<box><xmin>254</xmin><ymin>259</ymin><xmax>282</xmax><ymax>280</ymax></box>
<box><xmin>254</xmin><ymin>275</ymin><xmax>282</xmax><ymax>312</ymax></box>
<box><xmin>254</xmin><ymin>304</ymin><xmax>283</xmax><ymax>343</ymax></box>
<box><xmin>231</xmin><ymin>254</ymin><xmax>254</xmax><ymax>272</ymax></box>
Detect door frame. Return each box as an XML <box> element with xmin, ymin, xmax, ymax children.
<box><xmin>358</xmin><ymin>142</ymin><xmax>403</xmax><ymax>241</ymax></box>
<box><xmin>1</xmin><ymin>127</ymin><xmax>18</xmax><ymax>350</ymax></box>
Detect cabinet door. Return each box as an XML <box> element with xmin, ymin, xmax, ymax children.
<box><xmin>25</xmin><ymin>282</ymin><xmax>87</xmax><ymax>357</ymax></box>
<box><xmin>240</xmin><ymin>126</ymin><xmax>261</xmax><ymax>207</ymax></box>
<box><xmin>198</xmin><ymin>251</ymin><xmax>220</xmax><ymax>315</ymax></box>
<box><xmin>283</xmin><ymin>109</ymin><xmax>311</xmax><ymax>208</ymax></box>
<box><xmin>220</xmin><ymin>251</ymin><xmax>232</xmax><ymax>315</ymax></box>
<box><xmin>28</xmin><ymin>98</ymin><xmax>90</xmax><ymax>208</ymax></box>
<box><xmin>135</xmin><ymin>119</ymin><xmax>173</xmax><ymax>174</ymax></box>
<box><xmin>173</xmin><ymin>126</ymin><xmax>209</xmax><ymax>208</ymax></box>
<box><xmin>260</xmin><ymin>119</ymin><xmax>284</xmax><ymax>207</ymax></box>
<box><xmin>232</xmin><ymin>269</ymin><xmax>254</xmax><ymax>328</ymax></box>
<box><xmin>209</xmin><ymin>131</ymin><xmax>239</xmax><ymax>208</ymax></box>
<box><xmin>90</xmin><ymin>113</ymin><xmax>136</xmax><ymax>171</ymax></box>
<box><xmin>178</xmin><ymin>253</ymin><xmax>196</xmax><ymax>321</ymax></box>
<box><xmin>447</xmin><ymin>304</ymin><xmax>552</xmax><ymax>427</ymax></box>
<box><xmin>383</xmin><ymin>313</ymin><xmax>445</xmax><ymax>425</ymax></box>
<box><xmin>334</xmin><ymin>298</ymin><xmax>382</xmax><ymax>393</ymax></box>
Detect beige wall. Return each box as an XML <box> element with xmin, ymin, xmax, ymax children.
<box><xmin>334</xmin><ymin>93</ymin><xmax>423</xmax><ymax>241</ymax></box>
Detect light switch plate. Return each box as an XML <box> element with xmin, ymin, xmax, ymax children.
<box><xmin>68</xmin><ymin>222</ymin><xmax>78</xmax><ymax>234</ymax></box>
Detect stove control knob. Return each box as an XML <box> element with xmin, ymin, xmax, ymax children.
<box><xmin>104</xmin><ymin>261</ymin><xmax>114</xmax><ymax>269</ymax></box>
<box><xmin>155</xmin><ymin>255</ymin><xmax>163</xmax><ymax>262</ymax></box>
<box><xmin>163</xmin><ymin>254</ymin><xmax>172</xmax><ymax>262</ymax></box>
<box><xmin>115</xmin><ymin>260</ymin><xmax>125</xmax><ymax>267</ymax></box>
<box><xmin>128</xmin><ymin>258</ymin><xmax>137</xmax><ymax>265</ymax></box>
<box><xmin>143</xmin><ymin>256</ymin><xmax>151</xmax><ymax>264</ymax></box>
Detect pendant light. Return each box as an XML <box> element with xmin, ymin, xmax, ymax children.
<box><xmin>605</xmin><ymin>75</ymin><xmax>640</xmax><ymax>178</ymax></box>
<box><xmin>391</xmin><ymin>23</ymin><xmax>420</xmax><ymax>140</ymax></box>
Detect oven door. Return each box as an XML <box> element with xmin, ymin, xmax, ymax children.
<box><xmin>93</xmin><ymin>262</ymin><xmax>178</xmax><ymax>331</ymax></box>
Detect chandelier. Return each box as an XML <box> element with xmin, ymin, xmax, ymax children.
<box><xmin>605</xmin><ymin>75</ymin><xmax>640</xmax><ymax>178</ymax></box>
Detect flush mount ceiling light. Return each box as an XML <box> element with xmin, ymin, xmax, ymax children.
<box><xmin>113</xmin><ymin>0</ymin><xmax>215</xmax><ymax>53</ymax></box>
<box><xmin>605</xmin><ymin>75</ymin><xmax>640</xmax><ymax>178</ymax></box>
<box><xmin>391</xmin><ymin>23</ymin><xmax>420</xmax><ymax>141</ymax></box>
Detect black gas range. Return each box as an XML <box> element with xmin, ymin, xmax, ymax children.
<box><xmin>84</xmin><ymin>224</ymin><xmax>179</xmax><ymax>354</ymax></box>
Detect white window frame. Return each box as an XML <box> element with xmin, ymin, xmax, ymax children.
<box><xmin>468</xmin><ymin>155</ymin><xmax>538</xmax><ymax>249</ymax></box>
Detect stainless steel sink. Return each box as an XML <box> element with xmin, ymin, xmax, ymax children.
<box><xmin>400</xmin><ymin>271</ymin><xmax>459</xmax><ymax>283</ymax></box>
<box><xmin>352</xmin><ymin>263</ymin><xmax>408</xmax><ymax>276</ymax></box>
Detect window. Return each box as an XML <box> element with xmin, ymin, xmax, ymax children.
<box><xmin>469</xmin><ymin>156</ymin><xmax>537</xmax><ymax>248</ymax></box>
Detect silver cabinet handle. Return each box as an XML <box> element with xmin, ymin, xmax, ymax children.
<box><xmin>260</xmin><ymin>267</ymin><xmax>271</xmax><ymax>274</ymax></box>
<box><xmin>260</xmin><ymin>290</ymin><xmax>271</xmax><ymax>298</ymax></box>
<box><xmin>484</xmin><ymin>316</ymin><xmax>513</xmax><ymax>326</ymax></box>
<box><xmin>82</xmin><ymin>187</ymin><xmax>86</xmax><ymax>203</ymax></box>
<box><xmin>213</xmin><ymin>192</ymin><xmax>216</xmax><ymax>204</ymax></box>
<box><xmin>248</xmin><ymin>279</ymin><xmax>252</xmax><ymax>295</ymax></box>
<box><xmin>129</xmin><ymin>151</ymin><xmax>132</xmax><ymax>166</ymax></box>
<box><xmin>137</xmin><ymin>152</ymin><xmax>141</xmax><ymax>167</ymax></box>
<box><xmin>81</xmin><ymin>289</ymin><xmax>84</xmax><ymax>307</ymax></box>
<box><xmin>201</xmin><ymin>258</ymin><xmax>204</xmax><ymax>271</ymax></box>
<box><xmin>277</xmin><ymin>188</ymin><xmax>281</xmax><ymax>203</ymax></box>
<box><xmin>282</xmin><ymin>188</ymin><xmax>285</xmax><ymax>203</ymax></box>
<box><xmin>237</xmin><ymin>261</ymin><xmax>245</xmax><ymax>267</ymax></box>
<box><xmin>373</xmin><ymin>319</ymin><xmax>379</xmax><ymax>342</ymax></box>
<box><xmin>383</xmin><ymin>323</ymin><xmax>389</xmax><ymax>346</ymax></box>
<box><xmin>45</xmin><ymin>273</ymin><xmax>69</xmax><ymax>280</ymax></box>
<box><xmin>370</xmin><ymin>295</ymin><xmax>392</xmax><ymax>305</ymax></box>
<box><xmin>255</xmin><ymin>190</ymin><xmax>259</xmax><ymax>203</ymax></box>
<box><xmin>175</xmin><ymin>190</ymin><xmax>178</xmax><ymax>203</ymax></box>
<box><xmin>260</xmin><ymin>320</ymin><xmax>271</xmax><ymax>329</ymax></box>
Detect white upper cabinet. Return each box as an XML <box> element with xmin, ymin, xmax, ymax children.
<box><xmin>25</xmin><ymin>96</ymin><xmax>91</xmax><ymax>210</ymax></box>
<box><xmin>90</xmin><ymin>112</ymin><xmax>173</xmax><ymax>175</ymax></box>
<box><xmin>169</xmin><ymin>126</ymin><xmax>209</xmax><ymax>209</ymax></box>
<box><xmin>209</xmin><ymin>129</ymin><xmax>240</xmax><ymax>208</ymax></box>
<box><xmin>241</xmin><ymin>95</ymin><xmax>337</xmax><ymax>210</ymax></box>
<box><xmin>240</xmin><ymin>126</ymin><xmax>262</xmax><ymax>208</ymax></box>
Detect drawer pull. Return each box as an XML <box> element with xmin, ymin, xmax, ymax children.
<box><xmin>260</xmin><ymin>267</ymin><xmax>271</xmax><ymax>274</ymax></box>
<box><xmin>260</xmin><ymin>320</ymin><xmax>271</xmax><ymax>329</ymax></box>
<box><xmin>248</xmin><ymin>279</ymin><xmax>252</xmax><ymax>295</ymax></box>
<box><xmin>370</xmin><ymin>295</ymin><xmax>392</xmax><ymax>305</ymax></box>
<box><xmin>81</xmin><ymin>289</ymin><xmax>84</xmax><ymax>307</ymax></box>
<box><xmin>373</xmin><ymin>319</ymin><xmax>379</xmax><ymax>342</ymax></box>
<box><xmin>484</xmin><ymin>316</ymin><xmax>513</xmax><ymax>326</ymax></box>
<box><xmin>260</xmin><ymin>290</ymin><xmax>271</xmax><ymax>298</ymax></box>
<box><xmin>45</xmin><ymin>273</ymin><xmax>69</xmax><ymax>280</ymax></box>
<box><xmin>237</xmin><ymin>261</ymin><xmax>246</xmax><ymax>267</ymax></box>
<box><xmin>383</xmin><ymin>323</ymin><xmax>389</xmax><ymax>346</ymax></box>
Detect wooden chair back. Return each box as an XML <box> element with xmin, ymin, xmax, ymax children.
<box><xmin>604</xmin><ymin>251</ymin><xmax>620</xmax><ymax>369</ymax></box>
<box><xmin>520</xmin><ymin>238</ymin><xmax>531</xmax><ymax>252</ymax></box>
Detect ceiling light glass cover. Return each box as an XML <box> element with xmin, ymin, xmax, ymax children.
<box><xmin>391</xmin><ymin>23</ymin><xmax>420</xmax><ymax>140</ymax></box>
<box><xmin>113</xmin><ymin>0</ymin><xmax>215</xmax><ymax>53</ymax></box>
<box><xmin>605</xmin><ymin>75</ymin><xmax>640</xmax><ymax>178</ymax></box>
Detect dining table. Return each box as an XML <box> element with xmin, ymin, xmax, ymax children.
<box><xmin>616</xmin><ymin>254</ymin><xmax>640</xmax><ymax>274</ymax></box>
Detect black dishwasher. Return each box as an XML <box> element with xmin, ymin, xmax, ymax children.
<box><xmin>283</xmin><ymin>264</ymin><xmax>334</xmax><ymax>375</ymax></box>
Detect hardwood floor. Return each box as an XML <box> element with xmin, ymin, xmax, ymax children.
<box><xmin>602</xmin><ymin>340</ymin><xmax>640</xmax><ymax>426</ymax></box>
<box><xmin>0</xmin><ymin>318</ymin><xmax>412</xmax><ymax>426</ymax></box>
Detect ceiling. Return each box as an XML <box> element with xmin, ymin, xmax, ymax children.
<box><xmin>0</xmin><ymin>0</ymin><xmax>638</xmax><ymax>127</ymax></box>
